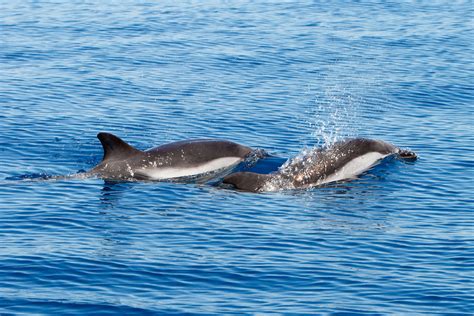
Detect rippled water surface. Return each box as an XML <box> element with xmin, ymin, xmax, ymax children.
<box><xmin>1</xmin><ymin>1</ymin><xmax>473</xmax><ymax>314</ymax></box>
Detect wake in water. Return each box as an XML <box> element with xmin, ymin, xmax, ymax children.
<box><xmin>5</xmin><ymin>170</ymin><xmax>92</xmax><ymax>182</ymax></box>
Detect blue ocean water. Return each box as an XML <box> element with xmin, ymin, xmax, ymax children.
<box><xmin>1</xmin><ymin>1</ymin><xmax>473</xmax><ymax>314</ymax></box>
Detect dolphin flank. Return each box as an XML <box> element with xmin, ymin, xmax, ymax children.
<box><xmin>223</xmin><ymin>138</ymin><xmax>417</xmax><ymax>192</ymax></box>
<box><xmin>89</xmin><ymin>132</ymin><xmax>254</xmax><ymax>180</ymax></box>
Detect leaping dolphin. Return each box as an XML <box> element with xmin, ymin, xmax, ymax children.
<box><xmin>223</xmin><ymin>138</ymin><xmax>417</xmax><ymax>192</ymax></box>
<box><xmin>88</xmin><ymin>132</ymin><xmax>255</xmax><ymax>181</ymax></box>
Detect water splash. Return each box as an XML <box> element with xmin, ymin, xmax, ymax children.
<box><xmin>263</xmin><ymin>82</ymin><xmax>363</xmax><ymax>192</ymax></box>
<box><xmin>309</xmin><ymin>83</ymin><xmax>361</xmax><ymax>147</ymax></box>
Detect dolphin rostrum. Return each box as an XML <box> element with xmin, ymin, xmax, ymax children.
<box><xmin>223</xmin><ymin>138</ymin><xmax>417</xmax><ymax>192</ymax></box>
<box><xmin>88</xmin><ymin>132</ymin><xmax>255</xmax><ymax>180</ymax></box>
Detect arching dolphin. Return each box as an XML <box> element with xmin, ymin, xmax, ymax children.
<box><xmin>88</xmin><ymin>132</ymin><xmax>255</xmax><ymax>180</ymax></box>
<box><xmin>223</xmin><ymin>138</ymin><xmax>416</xmax><ymax>192</ymax></box>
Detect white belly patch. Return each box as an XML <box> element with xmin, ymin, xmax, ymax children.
<box><xmin>138</xmin><ymin>157</ymin><xmax>243</xmax><ymax>180</ymax></box>
<box><xmin>319</xmin><ymin>152</ymin><xmax>388</xmax><ymax>185</ymax></box>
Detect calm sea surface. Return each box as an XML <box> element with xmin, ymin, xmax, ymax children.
<box><xmin>0</xmin><ymin>1</ymin><xmax>473</xmax><ymax>314</ymax></box>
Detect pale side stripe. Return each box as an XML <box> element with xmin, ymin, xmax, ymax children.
<box><xmin>139</xmin><ymin>157</ymin><xmax>243</xmax><ymax>180</ymax></box>
<box><xmin>318</xmin><ymin>152</ymin><xmax>387</xmax><ymax>185</ymax></box>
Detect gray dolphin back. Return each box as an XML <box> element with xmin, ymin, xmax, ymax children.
<box><xmin>147</xmin><ymin>139</ymin><xmax>252</xmax><ymax>167</ymax></box>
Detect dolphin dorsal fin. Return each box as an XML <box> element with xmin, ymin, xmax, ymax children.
<box><xmin>97</xmin><ymin>132</ymin><xmax>141</xmax><ymax>161</ymax></box>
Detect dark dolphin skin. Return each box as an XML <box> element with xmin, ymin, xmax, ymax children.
<box><xmin>223</xmin><ymin>138</ymin><xmax>417</xmax><ymax>192</ymax></box>
<box><xmin>89</xmin><ymin>132</ymin><xmax>253</xmax><ymax>180</ymax></box>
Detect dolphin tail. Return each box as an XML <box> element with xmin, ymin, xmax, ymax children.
<box><xmin>223</xmin><ymin>172</ymin><xmax>272</xmax><ymax>192</ymax></box>
<box><xmin>97</xmin><ymin>132</ymin><xmax>142</xmax><ymax>162</ymax></box>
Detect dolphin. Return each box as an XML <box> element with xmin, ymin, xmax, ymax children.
<box><xmin>87</xmin><ymin>132</ymin><xmax>255</xmax><ymax>181</ymax></box>
<box><xmin>223</xmin><ymin>138</ymin><xmax>417</xmax><ymax>192</ymax></box>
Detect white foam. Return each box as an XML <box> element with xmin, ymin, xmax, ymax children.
<box><xmin>138</xmin><ymin>157</ymin><xmax>243</xmax><ymax>180</ymax></box>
